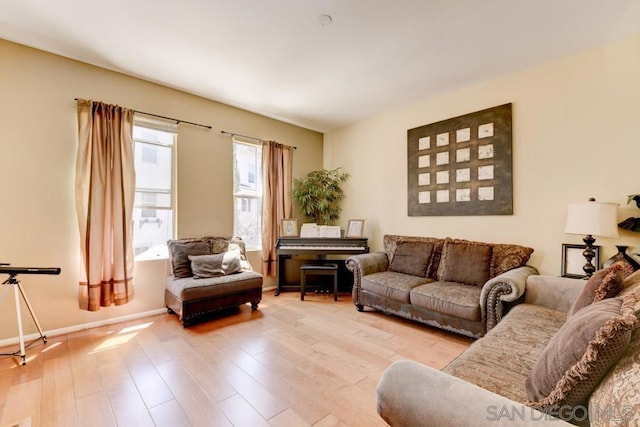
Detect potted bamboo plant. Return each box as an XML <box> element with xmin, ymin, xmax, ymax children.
<box><xmin>291</xmin><ymin>168</ymin><xmax>350</xmax><ymax>225</ymax></box>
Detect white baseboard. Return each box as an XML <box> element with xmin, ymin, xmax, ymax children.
<box><xmin>0</xmin><ymin>308</ymin><xmax>167</xmax><ymax>348</ymax></box>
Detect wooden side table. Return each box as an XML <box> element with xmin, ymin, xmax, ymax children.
<box><xmin>300</xmin><ymin>263</ymin><xmax>339</xmax><ymax>301</ymax></box>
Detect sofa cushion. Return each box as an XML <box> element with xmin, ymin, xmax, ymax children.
<box><xmin>444</xmin><ymin>303</ymin><xmax>566</xmax><ymax>403</ymax></box>
<box><xmin>525</xmin><ymin>294</ymin><xmax>639</xmax><ymax>411</ymax></box>
<box><xmin>383</xmin><ymin>235</ymin><xmax>444</xmax><ymax>279</ymax></box>
<box><xmin>389</xmin><ymin>241</ymin><xmax>434</xmax><ymax>277</ymax></box>
<box><xmin>568</xmin><ymin>264</ymin><xmax>625</xmax><ymax>318</ymax></box>
<box><xmin>490</xmin><ymin>243</ymin><xmax>534</xmax><ymax>277</ymax></box>
<box><xmin>188</xmin><ymin>250</ymin><xmax>242</xmax><ymax>279</ymax></box>
<box><xmin>410</xmin><ymin>281</ymin><xmax>482</xmax><ymax>321</ymax></box>
<box><xmin>438</xmin><ymin>239</ymin><xmax>492</xmax><ymax>287</ymax></box>
<box><xmin>167</xmin><ymin>270</ymin><xmax>263</xmax><ymax>302</ymax></box>
<box><xmin>189</xmin><ymin>253</ymin><xmax>225</xmax><ymax>278</ymax></box>
<box><xmin>168</xmin><ymin>239</ymin><xmax>211</xmax><ymax>279</ymax></box>
<box><xmin>361</xmin><ymin>271</ymin><xmax>433</xmax><ymax>303</ymax></box>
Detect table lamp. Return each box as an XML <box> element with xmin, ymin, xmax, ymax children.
<box><xmin>565</xmin><ymin>198</ymin><xmax>619</xmax><ymax>277</ymax></box>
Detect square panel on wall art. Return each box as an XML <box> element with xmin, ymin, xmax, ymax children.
<box><xmin>407</xmin><ymin>103</ymin><xmax>513</xmax><ymax>216</ymax></box>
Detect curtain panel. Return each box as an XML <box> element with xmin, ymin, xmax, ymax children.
<box><xmin>75</xmin><ymin>99</ymin><xmax>136</xmax><ymax>311</ymax></box>
<box><xmin>261</xmin><ymin>141</ymin><xmax>294</xmax><ymax>277</ymax></box>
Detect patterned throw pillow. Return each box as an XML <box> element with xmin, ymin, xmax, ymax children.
<box><xmin>525</xmin><ymin>294</ymin><xmax>639</xmax><ymax>415</ymax></box>
<box><xmin>490</xmin><ymin>243</ymin><xmax>534</xmax><ymax>277</ymax></box>
<box><xmin>568</xmin><ymin>264</ymin><xmax>625</xmax><ymax>318</ymax></box>
<box><xmin>588</xmin><ymin>320</ymin><xmax>640</xmax><ymax>426</ymax></box>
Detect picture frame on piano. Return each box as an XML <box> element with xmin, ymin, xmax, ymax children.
<box><xmin>281</xmin><ymin>219</ymin><xmax>298</xmax><ymax>237</ymax></box>
<box><xmin>346</xmin><ymin>219</ymin><xmax>365</xmax><ymax>238</ymax></box>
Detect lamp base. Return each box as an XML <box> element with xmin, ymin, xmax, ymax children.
<box><xmin>582</xmin><ymin>234</ymin><xmax>597</xmax><ymax>278</ymax></box>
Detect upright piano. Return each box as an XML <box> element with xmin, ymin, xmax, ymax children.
<box><xmin>275</xmin><ymin>237</ymin><xmax>369</xmax><ymax>295</ymax></box>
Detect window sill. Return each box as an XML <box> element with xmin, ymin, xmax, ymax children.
<box><xmin>135</xmin><ymin>244</ymin><xmax>169</xmax><ymax>262</ymax></box>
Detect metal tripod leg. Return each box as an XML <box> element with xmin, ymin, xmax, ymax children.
<box><xmin>1</xmin><ymin>277</ymin><xmax>47</xmax><ymax>365</ymax></box>
<box><xmin>13</xmin><ymin>283</ymin><xmax>26</xmax><ymax>365</ymax></box>
<box><xmin>16</xmin><ymin>280</ymin><xmax>47</xmax><ymax>344</ymax></box>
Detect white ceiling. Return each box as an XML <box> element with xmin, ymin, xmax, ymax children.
<box><xmin>2</xmin><ymin>1</ymin><xmax>640</xmax><ymax>132</ymax></box>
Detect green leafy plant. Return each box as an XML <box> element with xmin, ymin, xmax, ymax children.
<box><xmin>291</xmin><ymin>168</ymin><xmax>350</xmax><ymax>225</ymax></box>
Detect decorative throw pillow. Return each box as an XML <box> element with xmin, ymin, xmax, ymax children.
<box><xmin>189</xmin><ymin>253</ymin><xmax>225</xmax><ymax>278</ymax></box>
<box><xmin>189</xmin><ymin>250</ymin><xmax>243</xmax><ymax>279</ymax></box>
<box><xmin>490</xmin><ymin>243</ymin><xmax>534</xmax><ymax>277</ymax></box>
<box><xmin>222</xmin><ymin>249</ymin><xmax>242</xmax><ymax>275</ymax></box>
<box><xmin>438</xmin><ymin>239</ymin><xmax>492</xmax><ymax>287</ymax></box>
<box><xmin>525</xmin><ymin>294</ymin><xmax>639</xmax><ymax>413</ymax></box>
<box><xmin>619</xmin><ymin>268</ymin><xmax>640</xmax><ymax>297</ymax></box>
<box><xmin>168</xmin><ymin>239</ymin><xmax>210</xmax><ymax>278</ymax></box>
<box><xmin>611</xmin><ymin>258</ymin><xmax>637</xmax><ymax>279</ymax></box>
<box><xmin>383</xmin><ymin>235</ymin><xmax>444</xmax><ymax>278</ymax></box>
<box><xmin>567</xmin><ymin>264</ymin><xmax>625</xmax><ymax>318</ymax></box>
<box><xmin>588</xmin><ymin>327</ymin><xmax>640</xmax><ymax>427</ymax></box>
<box><xmin>228</xmin><ymin>242</ymin><xmax>253</xmax><ymax>271</ymax></box>
<box><xmin>388</xmin><ymin>241</ymin><xmax>434</xmax><ymax>277</ymax></box>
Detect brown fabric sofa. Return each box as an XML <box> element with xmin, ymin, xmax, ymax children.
<box><xmin>345</xmin><ymin>235</ymin><xmax>537</xmax><ymax>338</ymax></box>
<box><xmin>165</xmin><ymin>236</ymin><xmax>263</xmax><ymax>326</ymax></box>
<box><xmin>377</xmin><ymin>267</ymin><xmax>640</xmax><ymax>426</ymax></box>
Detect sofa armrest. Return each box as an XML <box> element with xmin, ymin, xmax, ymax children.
<box><xmin>524</xmin><ymin>275</ymin><xmax>585</xmax><ymax>313</ymax></box>
<box><xmin>377</xmin><ymin>359</ymin><xmax>572</xmax><ymax>426</ymax></box>
<box><xmin>346</xmin><ymin>252</ymin><xmax>389</xmax><ymax>308</ymax></box>
<box><xmin>481</xmin><ymin>266</ymin><xmax>538</xmax><ymax>331</ymax></box>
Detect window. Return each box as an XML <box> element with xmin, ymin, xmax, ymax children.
<box><xmin>132</xmin><ymin>117</ymin><xmax>176</xmax><ymax>260</ymax></box>
<box><xmin>233</xmin><ymin>141</ymin><xmax>262</xmax><ymax>249</ymax></box>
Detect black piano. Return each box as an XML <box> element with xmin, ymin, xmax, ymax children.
<box><xmin>275</xmin><ymin>237</ymin><xmax>369</xmax><ymax>295</ymax></box>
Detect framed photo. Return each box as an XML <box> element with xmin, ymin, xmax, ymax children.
<box><xmin>561</xmin><ymin>243</ymin><xmax>601</xmax><ymax>278</ymax></box>
<box><xmin>346</xmin><ymin>219</ymin><xmax>365</xmax><ymax>238</ymax></box>
<box><xmin>281</xmin><ymin>219</ymin><xmax>298</xmax><ymax>237</ymax></box>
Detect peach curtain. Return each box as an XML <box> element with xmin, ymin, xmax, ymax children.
<box><xmin>75</xmin><ymin>99</ymin><xmax>136</xmax><ymax>311</ymax></box>
<box><xmin>261</xmin><ymin>141</ymin><xmax>293</xmax><ymax>276</ymax></box>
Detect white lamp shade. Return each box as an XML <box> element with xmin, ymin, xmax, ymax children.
<box><xmin>565</xmin><ymin>201</ymin><xmax>619</xmax><ymax>238</ymax></box>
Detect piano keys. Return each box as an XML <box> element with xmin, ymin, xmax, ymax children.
<box><xmin>275</xmin><ymin>237</ymin><xmax>369</xmax><ymax>296</ymax></box>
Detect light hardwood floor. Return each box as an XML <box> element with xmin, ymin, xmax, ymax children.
<box><xmin>0</xmin><ymin>291</ymin><xmax>471</xmax><ymax>427</ymax></box>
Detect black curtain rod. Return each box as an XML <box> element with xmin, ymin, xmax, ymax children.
<box><xmin>220</xmin><ymin>130</ymin><xmax>297</xmax><ymax>149</ymax></box>
<box><xmin>74</xmin><ymin>98</ymin><xmax>212</xmax><ymax>129</ymax></box>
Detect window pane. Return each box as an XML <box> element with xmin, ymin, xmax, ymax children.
<box><xmin>133</xmin><ymin>208</ymin><xmax>173</xmax><ymax>260</ymax></box>
<box><xmin>233</xmin><ymin>143</ymin><xmax>262</xmax><ymax>196</ymax></box>
<box><xmin>135</xmin><ymin>191</ymin><xmax>171</xmax><ymax>208</ymax></box>
<box><xmin>134</xmin><ymin>142</ymin><xmax>172</xmax><ymax>191</ymax></box>
<box><xmin>234</xmin><ymin>196</ymin><xmax>261</xmax><ymax>248</ymax></box>
<box><xmin>133</xmin><ymin>122</ymin><xmax>175</xmax><ymax>261</ymax></box>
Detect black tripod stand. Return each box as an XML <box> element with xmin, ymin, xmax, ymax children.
<box><xmin>0</xmin><ymin>266</ymin><xmax>60</xmax><ymax>365</ymax></box>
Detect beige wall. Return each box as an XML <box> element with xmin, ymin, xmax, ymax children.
<box><xmin>325</xmin><ymin>33</ymin><xmax>640</xmax><ymax>276</ymax></box>
<box><xmin>0</xmin><ymin>39</ymin><xmax>322</xmax><ymax>342</ymax></box>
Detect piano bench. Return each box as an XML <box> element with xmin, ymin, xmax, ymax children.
<box><xmin>300</xmin><ymin>263</ymin><xmax>339</xmax><ymax>301</ymax></box>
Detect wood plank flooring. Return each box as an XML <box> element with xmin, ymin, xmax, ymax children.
<box><xmin>0</xmin><ymin>291</ymin><xmax>471</xmax><ymax>427</ymax></box>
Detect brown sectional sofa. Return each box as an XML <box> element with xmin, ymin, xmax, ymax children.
<box><xmin>346</xmin><ymin>235</ymin><xmax>537</xmax><ymax>338</ymax></box>
<box><xmin>377</xmin><ymin>266</ymin><xmax>640</xmax><ymax>426</ymax></box>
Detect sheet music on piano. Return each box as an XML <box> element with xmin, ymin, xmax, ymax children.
<box><xmin>300</xmin><ymin>223</ymin><xmax>319</xmax><ymax>238</ymax></box>
<box><xmin>300</xmin><ymin>223</ymin><xmax>341</xmax><ymax>238</ymax></box>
